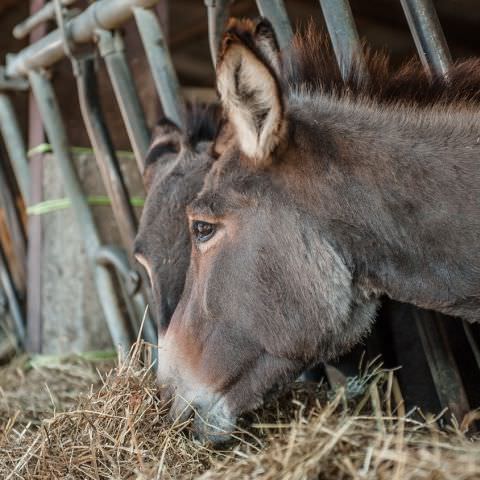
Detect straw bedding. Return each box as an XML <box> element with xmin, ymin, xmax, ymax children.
<box><xmin>1</xmin><ymin>342</ymin><xmax>479</xmax><ymax>480</ymax></box>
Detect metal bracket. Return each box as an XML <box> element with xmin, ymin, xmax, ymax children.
<box><xmin>0</xmin><ymin>66</ymin><xmax>29</xmax><ymax>92</ymax></box>
<box><xmin>54</xmin><ymin>0</ymin><xmax>95</xmax><ymax>73</ymax></box>
<box><xmin>13</xmin><ymin>0</ymin><xmax>79</xmax><ymax>40</ymax></box>
<box><xmin>95</xmin><ymin>245</ymin><xmax>141</xmax><ymax>296</ymax></box>
<box><xmin>96</xmin><ymin>27</ymin><xmax>124</xmax><ymax>57</ymax></box>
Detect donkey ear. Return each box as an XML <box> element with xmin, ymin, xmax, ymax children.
<box><xmin>216</xmin><ymin>18</ymin><xmax>286</xmax><ymax>166</ymax></box>
<box><xmin>143</xmin><ymin>119</ymin><xmax>183</xmax><ymax>190</ymax></box>
<box><xmin>253</xmin><ymin>18</ymin><xmax>281</xmax><ymax>75</ymax></box>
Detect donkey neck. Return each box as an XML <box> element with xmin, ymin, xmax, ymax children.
<box><xmin>287</xmin><ymin>93</ymin><xmax>480</xmax><ymax>318</ymax></box>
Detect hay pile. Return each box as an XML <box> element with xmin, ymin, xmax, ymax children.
<box><xmin>1</xmin><ymin>342</ymin><xmax>479</xmax><ymax>479</ymax></box>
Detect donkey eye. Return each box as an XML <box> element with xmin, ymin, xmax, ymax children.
<box><xmin>192</xmin><ymin>221</ymin><xmax>216</xmax><ymax>243</ymax></box>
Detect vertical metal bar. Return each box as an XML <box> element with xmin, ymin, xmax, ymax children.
<box><xmin>400</xmin><ymin>0</ymin><xmax>452</xmax><ymax>77</ymax></box>
<box><xmin>132</xmin><ymin>6</ymin><xmax>183</xmax><ymax>127</ymax></box>
<box><xmin>97</xmin><ymin>30</ymin><xmax>150</xmax><ymax>174</ymax></box>
<box><xmin>0</xmin><ymin>95</ymin><xmax>30</xmax><ymax>202</ymax></box>
<box><xmin>0</xmin><ymin>244</ymin><xmax>25</xmax><ymax>347</ymax></box>
<box><xmin>415</xmin><ymin>310</ymin><xmax>471</xmax><ymax>421</ymax></box>
<box><xmin>0</xmin><ymin>160</ymin><xmax>27</xmax><ymax>291</ymax></box>
<box><xmin>204</xmin><ymin>0</ymin><xmax>232</xmax><ymax>66</ymax></box>
<box><xmin>463</xmin><ymin>322</ymin><xmax>480</xmax><ymax>371</ymax></box>
<box><xmin>74</xmin><ymin>56</ymin><xmax>138</xmax><ymax>251</ymax></box>
<box><xmin>255</xmin><ymin>0</ymin><xmax>293</xmax><ymax>51</ymax></box>
<box><xmin>73</xmin><ymin>56</ymin><xmax>157</xmax><ymax>346</ymax></box>
<box><xmin>318</xmin><ymin>0</ymin><xmax>368</xmax><ymax>80</ymax></box>
<box><xmin>28</xmin><ymin>69</ymin><xmax>131</xmax><ymax>353</ymax></box>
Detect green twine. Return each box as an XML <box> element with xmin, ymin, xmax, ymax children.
<box><xmin>27</xmin><ymin>195</ymin><xmax>145</xmax><ymax>215</ymax></box>
<box><xmin>26</xmin><ymin>143</ymin><xmax>143</xmax><ymax>215</ymax></box>
<box><xmin>27</xmin><ymin>142</ymin><xmax>135</xmax><ymax>160</ymax></box>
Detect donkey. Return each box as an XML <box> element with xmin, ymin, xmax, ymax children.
<box><xmin>139</xmin><ymin>19</ymin><xmax>480</xmax><ymax>443</ymax></box>
<box><xmin>135</xmin><ymin>104</ymin><xmax>220</xmax><ymax>328</ymax></box>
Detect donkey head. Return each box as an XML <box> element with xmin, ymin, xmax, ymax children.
<box><xmin>156</xmin><ymin>19</ymin><xmax>379</xmax><ymax>444</ymax></box>
<box><xmin>134</xmin><ymin>105</ymin><xmax>219</xmax><ymax>330</ymax></box>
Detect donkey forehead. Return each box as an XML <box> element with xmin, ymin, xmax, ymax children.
<box><xmin>187</xmin><ymin>191</ymin><xmax>247</xmax><ymax>220</ymax></box>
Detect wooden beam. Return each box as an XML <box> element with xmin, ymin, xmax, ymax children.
<box><xmin>26</xmin><ymin>0</ymin><xmax>47</xmax><ymax>353</ymax></box>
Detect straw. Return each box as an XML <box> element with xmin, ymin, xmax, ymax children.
<box><xmin>0</xmin><ymin>343</ymin><xmax>478</xmax><ymax>479</ymax></box>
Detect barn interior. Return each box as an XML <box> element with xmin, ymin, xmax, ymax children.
<box><xmin>0</xmin><ymin>2</ymin><xmax>479</xmax><ymax>477</ymax></box>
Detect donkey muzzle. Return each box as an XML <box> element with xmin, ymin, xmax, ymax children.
<box><xmin>190</xmin><ymin>396</ymin><xmax>236</xmax><ymax>445</ymax></box>
<box><xmin>164</xmin><ymin>384</ymin><xmax>236</xmax><ymax>445</ymax></box>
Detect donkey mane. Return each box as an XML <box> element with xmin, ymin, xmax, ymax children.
<box><xmin>283</xmin><ymin>21</ymin><xmax>480</xmax><ymax>107</ymax></box>
<box><xmin>185</xmin><ymin>20</ymin><xmax>480</xmax><ymax>146</ymax></box>
<box><xmin>184</xmin><ymin>102</ymin><xmax>222</xmax><ymax>146</ymax></box>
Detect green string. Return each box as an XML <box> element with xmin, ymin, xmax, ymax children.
<box><xmin>27</xmin><ymin>142</ymin><xmax>136</xmax><ymax>160</ymax></box>
<box><xmin>27</xmin><ymin>195</ymin><xmax>145</xmax><ymax>215</ymax></box>
<box><xmin>26</xmin><ymin>144</ymin><xmax>143</xmax><ymax>215</ymax></box>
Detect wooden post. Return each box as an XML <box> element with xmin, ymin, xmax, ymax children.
<box><xmin>26</xmin><ymin>0</ymin><xmax>47</xmax><ymax>353</ymax></box>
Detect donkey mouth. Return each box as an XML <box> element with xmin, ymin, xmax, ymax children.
<box><xmin>191</xmin><ymin>398</ymin><xmax>236</xmax><ymax>446</ymax></box>
<box><xmin>162</xmin><ymin>385</ymin><xmax>236</xmax><ymax>446</ymax></box>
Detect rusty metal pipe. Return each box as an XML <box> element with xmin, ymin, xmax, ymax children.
<box><xmin>74</xmin><ymin>56</ymin><xmax>138</xmax><ymax>251</ymax></box>
<box><xmin>0</xmin><ymin>244</ymin><xmax>25</xmax><ymax>347</ymax></box>
<box><xmin>0</xmin><ymin>159</ymin><xmax>27</xmax><ymax>292</ymax></box>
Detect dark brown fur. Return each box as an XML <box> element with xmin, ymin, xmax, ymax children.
<box><xmin>283</xmin><ymin>21</ymin><xmax>480</xmax><ymax>107</ymax></box>
<box><xmin>135</xmin><ymin>103</ymin><xmax>221</xmax><ymax>329</ymax></box>
<box><xmin>137</xmin><ymin>18</ymin><xmax>480</xmax><ymax>444</ymax></box>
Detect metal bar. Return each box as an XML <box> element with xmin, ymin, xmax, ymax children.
<box><xmin>0</xmin><ymin>67</ymin><xmax>29</xmax><ymax>91</ymax></box>
<box><xmin>400</xmin><ymin>0</ymin><xmax>452</xmax><ymax>77</ymax></box>
<box><xmin>96</xmin><ymin>245</ymin><xmax>158</xmax><ymax>346</ymax></box>
<box><xmin>463</xmin><ymin>322</ymin><xmax>480</xmax><ymax>371</ymax></box>
<box><xmin>0</xmin><ymin>159</ymin><xmax>27</xmax><ymax>292</ymax></box>
<box><xmin>0</xmin><ymin>243</ymin><xmax>25</xmax><ymax>348</ymax></box>
<box><xmin>28</xmin><ymin>69</ymin><xmax>132</xmax><ymax>353</ymax></box>
<box><xmin>0</xmin><ymin>94</ymin><xmax>30</xmax><ymax>201</ymax></box>
<box><xmin>7</xmin><ymin>0</ymin><xmax>161</xmax><ymax>78</ymax></box>
<box><xmin>204</xmin><ymin>0</ymin><xmax>232</xmax><ymax>66</ymax></box>
<box><xmin>132</xmin><ymin>6</ymin><xmax>183</xmax><ymax>127</ymax></box>
<box><xmin>415</xmin><ymin>310</ymin><xmax>470</xmax><ymax>421</ymax></box>
<box><xmin>13</xmin><ymin>0</ymin><xmax>78</xmax><ymax>39</ymax></box>
<box><xmin>255</xmin><ymin>0</ymin><xmax>293</xmax><ymax>51</ymax></box>
<box><xmin>318</xmin><ymin>0</ymin><xmax>368</xmax><ymax>80</ymax></box>
<box><xmin>97</xmin><ymin>29</ymin><xmax>150</xmax><ymax>173</ymax></box>
<box><xmin>74</xmin><ymin>56</ymin><xmax>138</xmax><ymax>251</ymax></box>
<box><xmin>73</xmin><ymin>56</ymin><xmax>158</xmax><ymax>346</ymax></box>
